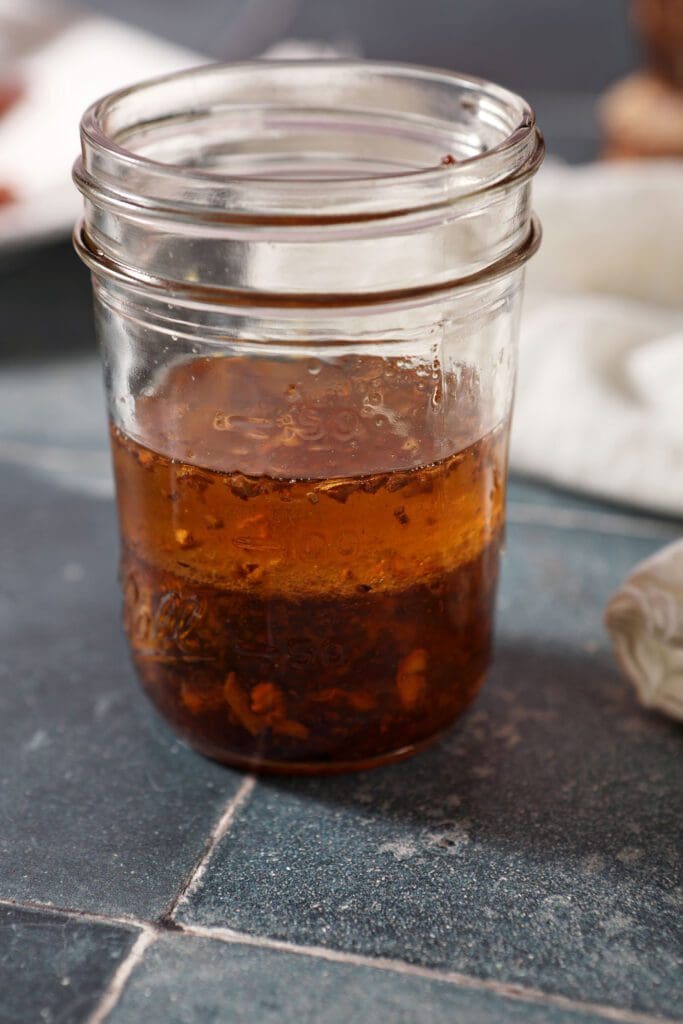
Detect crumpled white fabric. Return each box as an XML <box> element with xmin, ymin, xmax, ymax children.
<box><xmin>605</xmin><ymin>539</ymin><xmax>683</xmax><ymax>722</ymax></box>
<box><xmin>512</xmin><ymin>292</ymin><xmax>683</xmax><ymax>517</ymax></box>
<box><xmin>512</xmin><ymin>159</ymin><xmax>683</xmax><ymax>517</ymax></box>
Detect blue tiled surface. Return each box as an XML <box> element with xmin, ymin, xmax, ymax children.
<box><xmin>0</xmin><ymin>903</ymin><xmax>137</xmax><ymax>1024</ymax></box>
<box><xmin>109</xmin><ymin>934</ymin><xmax>617</xmax><ymax>1024</ymax></box>
<box><xmin>508</xmin><ymin>477</ymin><xmax>683</xmax><ymax>535</ymax></box>
<box><xmin>0</xmin><ymin>464</ymin><xmax>243</xmax><ymax>918</ymax></box>
<box><xmin>1</xmin><ymin>340</ymin><xmax>681</xmax><ymax>1020</ymax></box>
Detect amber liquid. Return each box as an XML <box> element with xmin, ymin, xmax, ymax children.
<box><xmin>111</xmin><ymin>354</ymin><xmax>508</xmax><ymax>773</ymax></box>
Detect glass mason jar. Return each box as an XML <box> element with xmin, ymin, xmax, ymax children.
<box><xmin>73</xmin><ymin>61</ymin><xmax>543</xmax><ymax>774</ymax></box>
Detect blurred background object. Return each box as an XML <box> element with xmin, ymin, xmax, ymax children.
<box><xmin>0</xmin><ymin>0</ymin><xmax>653</xmax><ymax>256</ymax></box>
<box><xmin>0</xmin><ymin>0</ymin><xmax>640</xmax><ymax>238</ymax></box>
<box><xmin>633</xmin><ymin>0</ymin><xmax>683</xmax><ymax>85</ymax></box>
<box><xmin>0</xmin><ymin>0</ymin><xmax>203</xmax><ymax>252</ymax></box>
<box><xmin>0</xmin><ymin>0</ymin><xmax>638</xmax><ymax>345</ymax></box>
<box><xmin>69</xmin><ymin>0</ymin><xmax>638</xmax><ymax>161</ymax></box>
<box><xmin>602</xmin><ymin>0</ymin><xmax>683</xmax><ymax>156</ymax></box>
<box><xmin>601</xmin><ymin>73</ymin><xmax>683</xmax><ymax>158</ymax></box>
<box><xmin>517</xmin><ymin>0</ymin><xmax>683</xmax><ymax>515</ymax></box>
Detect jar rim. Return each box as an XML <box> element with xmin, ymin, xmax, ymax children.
<box><xmin>75</xmin><ymin>59</ymin><xmax>543</xmax><ymax>222</ymax></box>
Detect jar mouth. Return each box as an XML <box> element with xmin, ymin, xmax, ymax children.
<box><xmin>74</xmin><ymin>59</ymin><xmax>543</xmax><ymax>222</ymax></box>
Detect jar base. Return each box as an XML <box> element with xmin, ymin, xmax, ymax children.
<box><xmin>178</xmin><ymin>724</ymin><xmax>459</xmax><ymax>776</ymax></box>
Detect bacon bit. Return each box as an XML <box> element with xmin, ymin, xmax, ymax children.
<box><xmin>0</xmin><ymin>186</ymin><xmax>15</xmax><ymax>207</ymax></box>
<box><xmin>319</xmin><ymin>479</ymin><xmax>357</xmax><ymax>504</ymax></box>
<box><xmin>272</xmin><ymin>718</ymin><xmax>310</xmax><ymax>740</ymax></box>
<box><xmin>396</xmin><ymin>648</ymin><xmax>428</xmax><ymax>709</ymax></box>
<box><xmin>247</xmin><ymin>680</ymin><xmax>309</xmax><ymax>739</ymax></box>
<box><xmin>229</xmin><ymin>475</ymin><xmax>264</xmax><ymax>501</ymax></box>
<box><xmin>441</xmin><ymin>153</ymin><xmax>457</xmax><ymax>165</ymax></box>
<box><xmin>251</xmin><ymin>681</ymin><xmax>285</xmax><ymax>717</ymax></box>
<box><xmin>224</xmin><ymin>671</ymin><xmax>265</xmax><ymax>735</ymax></box>
<box><xmin>237</xmin><ymin>561</ymin><xmax>265</xmax><ymax>583</ymax></box>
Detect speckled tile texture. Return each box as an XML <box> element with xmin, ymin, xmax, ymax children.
<box><xmin>108</xmin><ymin>934</ymin><xmax>620</xmax><ymax>1024</ymax></box>
<box><xmin>0</xmin><ymin>904</ymin><xmax>137</xmax><ymax>1024</ymax></box>
<box><xmin>0</xmin><ymin>465</ymin><xmax>243</xmax><ymax>918</ymax></box>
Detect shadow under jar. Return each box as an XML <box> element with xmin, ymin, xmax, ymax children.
<box><xmin>73</xmin><ymin>61</ymin><xmax>543</xmax><ymax>774</ymax></box>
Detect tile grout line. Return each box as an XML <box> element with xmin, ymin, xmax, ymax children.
<box><xmin>170</xmin><ymin>923</ymin><xmax>681</xmax><ymax>1024</ymax></box>
<box><xmin>0</xmin><ymin>895</ymin><xmax>676</xmax><ymax>1024</ymax></box>
<box><xmin>84</xmin><ymin>777</ymin><xmax>257</xmax><ymax>1024</ymax></box>
<box><xmin>164</xmin><ymin>775</ymin><xmax>257</xmax><ymax>921</ymax></box>
<box><xmin>86</xmin><ymin>928</ymin><xmax>157</xmax><ymax>1024</ymax></box>
<box><xmin>0</xmin><ymin>896</ymin><xmax>145</xmax><ymax>932</ymax></box>
<box><xmin>506</xmin><ymin>501</ymin><xmax>680</xmax><ymax>541</ymax></box>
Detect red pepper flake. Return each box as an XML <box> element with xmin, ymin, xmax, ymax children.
<box><xmin>251</xmin><ymin>681</ymin><xmax>285</xmax><ymax>717</ymax></box>
<box><xmin>393</xmin><ymin>506</ymin><xmax>410</xmax><ymax>526</ymax></box>
<box><xmin>0</xmin><ymin>81</ymin><xmax>22</xmax><ymax>205</ymax></box>
<box><xmin>175</xmin><ymin>528</ymin><xmax>199</xmax><ymax>549</ymax></box>
<box><xmin>224</xmin><ymin>671</ymin><xmax>264</xmax><ymax>736</ymax></box>
<box><xmin>0</xmin><ymin>79</ymin><xmax>23</xmax><ymax>118</ymax></box>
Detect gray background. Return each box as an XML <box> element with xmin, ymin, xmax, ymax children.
<box><xmin>76</xmin><ymin>0</ymin><xmax>637</xmax><ymax>91</ymax></box>
<box><xmin>67</xmin><ymin>0</ymin><xmax>640</xmax><ymax>163</ymax></box>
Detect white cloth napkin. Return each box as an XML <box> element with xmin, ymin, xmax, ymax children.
<box><xmin>513</xmin><ymin>159</ymin><xmax>683</xmax><ymax>518</ymax></box>
<box><xmin>528</xmin><ymin>161</ymin><xmax>683</xmax><ymax>719</ymax></box>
